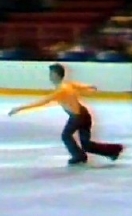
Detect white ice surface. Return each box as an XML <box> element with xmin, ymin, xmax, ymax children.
<box><xmin>0</xmin><ymin>97</ymin><xmax>132</xmax><ymax>216</ymax></box>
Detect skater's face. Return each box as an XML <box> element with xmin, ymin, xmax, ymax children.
<box><xmin>49</xmin><ymin>70</ymin><xmax>61</xmax><ymax>85</ymax></box>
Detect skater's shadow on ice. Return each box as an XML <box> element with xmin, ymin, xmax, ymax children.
<box><xmin>0</xmin><ymin>162</ymin><xmax>129</xmax><ymax>184</ymax></box>
<box><xmin>32</xmin><ymin>162</ymin><xmax>126</xmax><ymax>180</ymax></box>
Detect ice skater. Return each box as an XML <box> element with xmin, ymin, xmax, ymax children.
<box><xmin>8</xmin><ymin>63</ymin><xmax>123</xmax><ymax>165</ymax></box>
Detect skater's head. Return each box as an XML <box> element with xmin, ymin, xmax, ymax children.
<box><xmin>49</xmin><ymin>63</ymin><xmax>65</xmax><ymax>85</ymax></box>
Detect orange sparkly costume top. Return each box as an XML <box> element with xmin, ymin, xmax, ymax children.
<box><xmin>19</xmin><ymin>82</ymin><xmax>97</xmax><ymax>115</ymax></box>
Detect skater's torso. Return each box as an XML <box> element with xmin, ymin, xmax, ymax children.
<box><xmin>54</xmin><ymin>82</ymin><xmax>86</xmax><ymax>115</ymax></box>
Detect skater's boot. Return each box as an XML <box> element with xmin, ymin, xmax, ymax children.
<box><xmin>109</xmin><ymin>144</ymin><xmax>123</xmax><ymax>161</ymax></box>
<box><xmin>68</xmin><ymin>154</ymin><xmax>87</xmax><ymax>165</ymax></box>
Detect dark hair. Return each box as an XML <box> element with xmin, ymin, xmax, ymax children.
<box><xmin>49</xmin><ymin>63</ymin><xmax>65</xmax><ymax>79</ymax></box>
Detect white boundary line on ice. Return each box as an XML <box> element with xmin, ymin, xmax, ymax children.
<box><xmin>0</xmin><ymin>143</ymin><xmax>59</xmax><ymax>150</ymax></box>
<box><xmin>0</xmin><ymin>159</ymin><xmax>131</xmax><ymax>168</ymax></box>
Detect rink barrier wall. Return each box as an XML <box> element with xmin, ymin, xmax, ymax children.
<box><xmin>0</xmin><ymin>61</ymin><xmax>131</xmax><ymax>100</ymax></box>
<box><xmin>0</xmin><ymin>87</ymin><xmax>131</xmax><ymax>101</ymax></box>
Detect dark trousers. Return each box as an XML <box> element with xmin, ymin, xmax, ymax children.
<box><xmin>62</xmin><ymin>106</ymin><xmax>122</xmax><ymax>158</ymax></box>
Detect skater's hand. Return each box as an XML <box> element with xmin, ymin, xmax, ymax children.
<box><xmin>8</xmin><ymin>107</ymin><xmax>21</xmax><ymax>116</ymax></box>
<box><xmin>89</xmin><ymin>86</ymin><xmax>97</xmax><ymax>92</ymax></box>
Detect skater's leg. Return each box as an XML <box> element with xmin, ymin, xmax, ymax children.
<box><xmin>78</xmin><ymin>106</ymin><xmax>123</xmax><ymax>160</ymax></box>
<box><xmin>79</xmin><ymin>129</ymin><xmax>123</xmax><ymax>160</ymax></box>
<box><xmin>88</xmin><ymin>141</ymin><xmax>123</xmax><ymax>161</ymax></box>
<box><xmin>61</xmin><ymin>115</ymin><xmax>87</xmax><ymax>164</ymax></box>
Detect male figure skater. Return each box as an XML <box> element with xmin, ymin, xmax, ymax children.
<box><xmin>9</xmin><ymin>63</ymin><xmax>123</xmax><ymax>165</ymax></box>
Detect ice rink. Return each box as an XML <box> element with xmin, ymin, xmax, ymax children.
<box><xmin>0</xmin><ymin>97</ymin><xmax>132</xmax><ymax>216</ymax></box>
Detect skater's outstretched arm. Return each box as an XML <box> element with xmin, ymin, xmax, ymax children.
<box><xmin>71</xmin><ymin>82</ymin><xmax>97</xmax><ymax>94</ymax></box>
<box><xmin>8</xmin><ymin>88</ymin><xmax>65</xmax><ymax>116</ymax></box>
